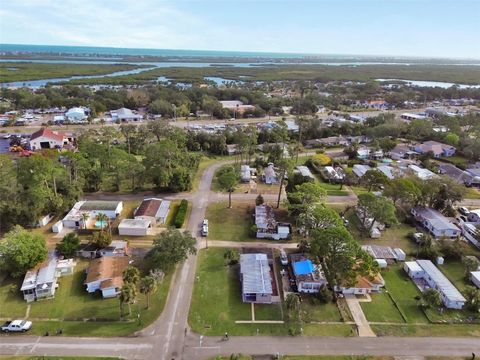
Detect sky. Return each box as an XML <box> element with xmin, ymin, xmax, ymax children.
<box><xmin>0</xmin><ymin>0</ymin><xmax>479</xmax><ymax>59</ymax></box>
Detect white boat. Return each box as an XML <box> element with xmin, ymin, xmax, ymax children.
<box><xmin>3</xmin><ymin>134</ymin><xmax>11</xmax><ymax>139</ymax></box>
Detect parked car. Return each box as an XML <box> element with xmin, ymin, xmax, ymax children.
<box><xmin>280</xmin><ymin>249</ymin><xmax>288</xmax><ymax>265</ymax></box>
<box><xmin>458</xmin><ymin>207</ymin><xmax>470</xmax><ymax>216</ymax></box>
<box><xmin>1</xmin><ymin>320</ymin><xmax>32</xmax><ymax>333</ymax></box>
<box><xmin>203</xmin><ymin>219</ymin><xmax>209</xmax><ymax>226</ymax></box>
<box><xmin>201</xmin><ymin>224</ymin><xmax>208</xmax><ymax>237</ymax></box>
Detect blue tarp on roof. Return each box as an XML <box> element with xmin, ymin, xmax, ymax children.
<box><xmin>293</xmin><ymin>260</ymin><xmax>314</xmax><ymax>275</ymax></box>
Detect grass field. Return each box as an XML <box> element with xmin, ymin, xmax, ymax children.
<box><xmin>465</xmin><ymin>187</ymin><xmax>480</xmax><ymax>200</ymax></box>
<box><xmin>0</xmin><ymin>260</ymin><xmax>172</xmax><ymax>336</ymax></box>
<box><xmin>371</xmin><ymin>323</ymin><xmax>480</xmax><ymax>337</ymax></box>
<box><xmin>0</xmin><ymin>357</ymin><xmax>121</xmax><ymax>360</ymax></box>
<box><xmin>206</xmin><ymin>201</ymin><xmax>254</xmax><ymax>241</ymax></box>
<box><xmin>189</xmin><ymin>248</ymin><xmax>354</xmax><ymax>336</ymax></box>
<box><xmin>361</xmin><ymin>291</ymin><xmax>404</xmax><ymax>323</ymax></box>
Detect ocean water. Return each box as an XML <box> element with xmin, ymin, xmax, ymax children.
<box><xmin>0</xmin><ymin>43</ymin><xmax>314</xmax><ymax>59</ymax></box>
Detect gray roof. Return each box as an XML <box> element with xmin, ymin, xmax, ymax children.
<box><xmin>80</xmin><ymin>201</ymin><xmax>121</xmax><ymax>211</ymax></box>
<box><xmin>412</xmin><ymin>207</ymin><xmax>459</xmax><ymax>232</ymax></box>
<box><xmin>240</xmin><ymin>254</ymin><xmax>273</xmax><ymax>295</ymax></box>
<box><xmin>157</xmin><ymin>200</ymin><xmax>171</xmax><ymax>219</ymax></box>
<box><xmin>416</xmin><ymin>260</ymin><xmax>466</xmax><ymax>303</ymax></box>
<box><xmin>352</xmin><ymin>164</ymin><xmax>371</xmax><ymax>177</ymax></box>
<box><xmin>21</xmin><ymin>258</ymin><xmax>58</xmax><ymax>291</ymax></box>
<box><xmin>255</xmin><ymin>205</ymin><xmax>276</xmax><ymax>230</ymax></box>
<box><xmin>295</xmin><ymin>165</ymin><xmax>314</xmax><ymax>179</ymax></box>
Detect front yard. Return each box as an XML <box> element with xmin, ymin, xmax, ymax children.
<box><xmin>0</xmin><ymin>260</ymin><xmax>172</xmax><ymax>336</ymax></box>
<box><xmin>188</xmin><ymin>248</ymin><xmax>354</xmax><ymax>337</ymax></box>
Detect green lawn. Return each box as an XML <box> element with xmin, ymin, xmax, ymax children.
<box><xmin>315</xmin><ymin>176</ymin><xmax>349</xmax><ymax>196</ymax></box>
<box><xmin>206</xmin><ymin>201</ymin><xmax>254</xmax><ymax>241</ymax></box>
<box><xmin>361</xmin><ymin>291</ymin><xmax>404</xmax><ymax>323</ymax></box>
<box><xmin>0</xmin><ymin>357</ymin><xmax>121</xmax><ymax>360</ymax></box>
<box><xmin>439</xmin><ymin>260</ymin><xmax>468</xmax><ymax>292</ymax></box>
<box><xmin>371</xmin><ymin>323</ymin><xmax>480</xmax><ymax>337</ymax></box>
<box><xmin>189</xmin><ymin>248</ymin><xmax>354</xmax><ymax>336</ymax></box>
<box><xmin>301</xmin><ymin>297</ymin><xmax>344</xmax><ymax>323</ymax></box>
<box><xmin>381</xmin><ymin>266</ymin><xmax>428</xmax><ymax>324</ymax></box>
<box><xmin>0</xmin><ymin>260</ymin><xmax>172</xmax><ymax>336</ymax></box>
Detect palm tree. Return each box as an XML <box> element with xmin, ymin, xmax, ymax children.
<box><xmin>119</xmin><ymin>283</ymin><xmax>137</xmax><ymax>318</ymax></box>
<box><xmin>123</xmin><ymin>266</ymin><xmax>140</xmax><ymax>286</ymax></box>
<box><xmin>80</xmin><ymin>212</ymin><xmax>90</xmax><ymax>229</ymax></box>
<box><xmin>140</xmin><ymin>276</ymin><xmax>157</xmax><ymax>309</ymax></box>
<box><xmin>95</xmin><ymin>213</ymin><xmax>109</xmax><ymax>233</ymax></box>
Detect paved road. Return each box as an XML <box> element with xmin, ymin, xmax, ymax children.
<box><xmin>1</xmin><ymin>159</ymin><xmax>478</xmax><ymax>360</ymax></box>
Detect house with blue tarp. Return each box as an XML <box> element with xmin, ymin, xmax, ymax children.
<box><xmin>290</xmin><ymin>254</ymin><xmax>327</xmax><ymax>293</ymax></box>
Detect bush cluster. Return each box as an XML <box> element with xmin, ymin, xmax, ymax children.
<box><xmin>174</xmin><ymin>199</ymin><xmax>188</xmax><ymax>228</ymax></box>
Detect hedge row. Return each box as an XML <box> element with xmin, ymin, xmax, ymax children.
<box><xmin>174</xmin><ymin>199</ymin><xmax>188</xmax><ymax>228</ymax></box>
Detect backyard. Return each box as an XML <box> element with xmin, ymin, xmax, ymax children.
<box><xmin>0</xmin><ymin>260</ymin><xmax>172</xmax><ymax>336</ymax></box>
<box><xmin>188</xmin><ymin>248</ymin><xmax>354</xmax><ymax>336</ymax></box>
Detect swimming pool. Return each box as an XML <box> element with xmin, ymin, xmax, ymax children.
<box><xmin>94</xmin><ymin>220</ymin><xmax>108</xmax><ymax>229</ymax></box>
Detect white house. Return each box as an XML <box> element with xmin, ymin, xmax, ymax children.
<box><xmin>470</xmin><ymin>271</ymin><xmax>480</xmax><ymax>289</ymax></box>
<box><xmin>84</xmin><ymin>257</ymin><xmax>129</xmax><ymax>298</ymax></box>
<box><xmin>263</xmin><ymin>163</ymin><xmax>278</xmax><ymax>184</ymax></box>
<box><xmin>65</xmin><ymin>107</ymin><xmax>88</xmax><ymax>123</ymax></box>
<box><xmin>408</xmin><ymin>165</ymin><xmax>437</xmax><ymax>180</ymax></box>
<box><xmin>111</xmin><ymin>108</ymin><xmax>143</xmax><ymax>122</ymax></box>
<box><xmin>118</xmin><ymin>218</ymin><xmax>151</xmax><ymax>236</ymax></box>
<box><xmin>97</xmin><ymin>240</ymin><xmax>129</xmax><ymax>257</ymax></box>
<box><xmin>240</xmin><ymin>165</ymin><xmax>252</xmax><ymax>183</ymax></box>
<box><xmin>352</xmin><ymin>164</ymin><xmax>372</xmax><ymax>178</ymax></box>
<box><xmin>29</xmin><ymin>128</ymin><xmax>69</xmax><ymax>150</ymax></box>
<box><xmin>411</xmin><ymin>207</ymin><xmax>461</xmax><ymax>239</ymax></box>
<box><xmin>134</xmin><ymin>198</ymin><xmax>171</xmax><ymax>225</ymax></box>
<box><xmin>335</xmin><ymin>273</ymin><xmax>385</xmax><ymax>295</ymax></box>
<box><xmin>404</xmin><ymin>260</ymin><xmax>466</xmax><ymax>309</ymax></box>
<box><xmin>62</xmin><ymin>201</ymin><xmax>123</xmax><ymax>229</ymax></box>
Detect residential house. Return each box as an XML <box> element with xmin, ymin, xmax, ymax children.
<box><xmin>29</xmin><ymin>128</ymin><xmax>71</xmax><ymax>150</ymax></box>
<box><xmin>390</xmin><ymin>144</ymin><xmax>418</xmax><ymax>160</ymax></box>
<box><xmin>62</xmin><ymin>200</ymin><xmax>123</xmax><ymax>229</ymax></box>
<box><xmin>84</xmin><ymin>256</ymin><xmax>129</xmax><ymax>298</ymax></box>
<box><xmin>414</xmin><ymin>141</ymin><xmax>456</xmax><ymax>158</ymax></box>
<box><xmin>401</xmin><ymin>113</ymin><xmax>428</xmax><ymax>121</ymax></box>
<box><xmin>404</xmin><ymin>260</ymin><xmax>465</xmax><ymax>309</ymax></box>
<box><xmin>377</xmin><ymin>165</ymin><xmax>396</xmax><ymax>180</ymax></box>
<box><xmin>295</xmin><ymin>166</ymin><xmax>315</xmax><ymax>180</ymax></box>
<box><xmin>465</xmin><ymin>168</ymin><xmax>480</xmax><ymax>188</ymax></box>
<box><xmin>362</xmin><ymin>245</ymin><xmax>405</xmax><ymax>264</ymax></box>
<box><xmin>65</xmin><ymin>107</ymin><xmax>88</xmax><ymax>123</ymax></box>
<box><xmin>239</xmin><ymin>253</ymin><xmax>274</xmax><ymax>304</ymax></box>
<box><xmin>226</xmin><ymin>144</ymin><xmax>238</xmax><ymax>156</ymax></box>
<box><xmin>470</xmin><ymin>271</ymin><xmax>480</xmax><ymax>289</ymax></box>
<box><xmin>335</xmin><ymin>272</ymin><xmax>385</xmax><ymax>295</ymax></box>
<box><xmin>254</xmin><ymin>205</ymin><xmax>290</xmax><ymax>240</ymax></box>
<box><xmin>411</xmin><ymin>207</ymin><xmax>461</xmax><ymax>239</ymax></box>
<box><xmin>219</xmin><ymin>100</ymin><xmax>255</xmax><ymax>114</ymax></box>
<box><xmin>365</xmin><ymin>100</ymin><xmax>389</xmax><ymax>110</ymax></box>
<box><xmin>97</xmin><ymin>240</ymin><xmax>129</xmax><ymax>257</ymax></box>
<box><xmin>110</xmin><ymin>108</ymin><xmax>143</xmax><ymax>122</ymax></box>
<box><xmin>134</xmin><ymin>198</ymin><xmax>171</xmax><ymax>225</ymax></box>
<box><xmin>438</xmin><ymin>163</ymin><xmax>474</xmax><ymax>185</ymax></box>
<box><xmin>240</xmin><ymin>165</ymin><xmax>253</xmax><ymax>183</ymax></box>
<box><xmin>321</xmin><ymin>166</ymin><xmax>344</xmax><ymax>183</ymax></box>
<box><xmin>263</xmin><ymin>163</ymin><xmax>278</xmax><ymax>184</ymax></box>
<box><xmin>118</xmin><ymin>219</ymin><xmax>151</xmax><ymax>236</ymax></box>
<box><xmin>352</xmin><ymin>164</ymin><xmax>372</xmax><ymax>178</ymax></box>
<box><xmin>20</xmin><ymin>258</ymin><xmax>76</xmax><ymax>302</ymax></box>
<box><xmin>407</xmin><ymin>164</ymin><xmax>437</xmax><ymax>180</ymax></box>
<box><xmin>290</xmin><ymin>254</ymin><xmax>327</xmax><ymax>293</ymax></box>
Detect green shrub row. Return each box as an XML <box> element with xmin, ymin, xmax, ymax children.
<box><xmin>174</xmin><ymin>199</ymin><xmax>188</xmax><ymax>228</ymax></box>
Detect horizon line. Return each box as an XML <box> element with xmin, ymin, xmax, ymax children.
<box><xmin>1</xmin><ymin>42</ymin><xmax>480</xmax><ymax>61</ymax></box>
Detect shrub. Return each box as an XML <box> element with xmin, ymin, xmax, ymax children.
<box><xmin>174</xmin><ymin>199</ymin><xmax>188</xmax><ymax>228</ymax></box>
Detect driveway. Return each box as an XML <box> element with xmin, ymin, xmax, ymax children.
<box><xmin>344</xmin><ymin>294</ymin><xmax>376</xmax><ymax>337</ymax></box>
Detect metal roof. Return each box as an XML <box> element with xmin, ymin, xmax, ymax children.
<box><xmin>413</xmin><ymin>207</ymin><xmax>459</xmax><ymax>232</ymax></box>
<box><xmin>416</xmin><ymin>260</ymin><xmax>466</xmax><ymax>303</ymax></box>
<box><xmin>296</xmin><ymin>166</ymin><xmax>314</xmax><ymax>179</ymax></box>
<box><xmin>240</xmin><ymin>254</ymin><xmax>273</xmax><ymax>295</ymax></box>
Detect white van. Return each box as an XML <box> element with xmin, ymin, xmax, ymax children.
<box><xmin>280</xmin><ymin>250</ymin><xmax>288</xmax><ymax>265</ymax></box>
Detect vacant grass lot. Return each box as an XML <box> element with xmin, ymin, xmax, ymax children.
<box><xmin>0</xmin><ymin>260</ymin><xmax>172</xmax><ymax>336</ymax></box>
<box><xmin>0</xmin><ymin>357</ymin><xmax>121</xmax><ymax>360</ymax></box>
<box><xmin>206</xmin><ymin>201</ymin><xmax>254</xmax><ymax>241</ymax></box>
<box><xmin>189</xmin><ymin>248</ymin><xmax>354</xmax><ymax>336</ymax></box>
<box><xmin>344</xmin><ymin>208</ymin><xmax>417</xmax><ymax>255</ymax></box>
<box><xmin>361</xmin><ymin>291</ymin><xmax>404</xmax><ymax>323</ymax></box>
<box><xmin>381</xmin><ymin>266</ymin><xmax>428</xmax><ymax>324</ymax></box>
<box><xmin>372</xmin><ymin>323</ymin><xmax>480</xmax><ymax>337</ymax></box>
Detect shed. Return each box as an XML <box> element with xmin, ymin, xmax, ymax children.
<box><xmin>436</xmin><ymin>257</ymin><xmax>445</xmax><ymax>265</ymax></box>
<box><xmin>37</xmin><ymin>214</ymin><xmax>53</xmax><ymax>227</ymax></box>
<box><xmin>52</xmin><ymin>220</ymin><xmax>63</xmax><ymax>233</ymax></box>
<box><xmin>375</xmin><ymin>259</ymin><xmax>388</xmax><ymax>269</ymax></box>
<box><xmin>118</xmin><ymin>219</ymin><xmax>151</xmax><ymax>236</ymax></box>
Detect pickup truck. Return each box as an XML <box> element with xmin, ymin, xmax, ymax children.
<box><xmin>1</xmin><ymin>320</ymin><xmax>32</xmax><ymax>332</ymax></box>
